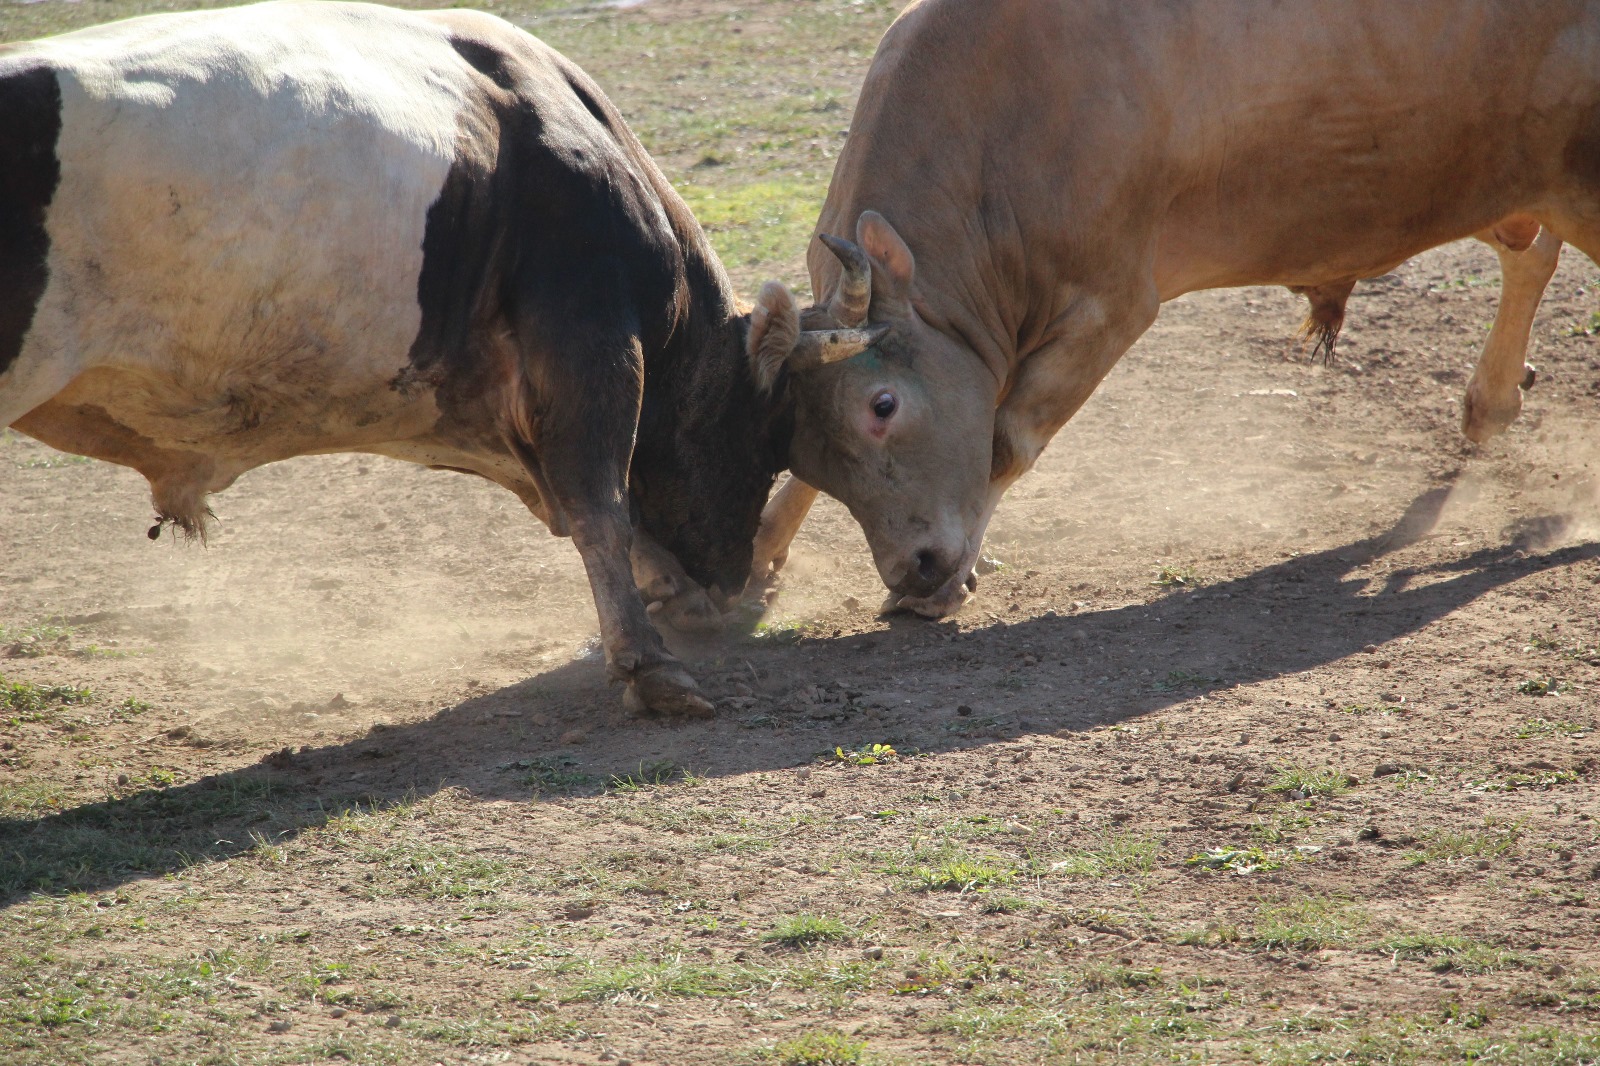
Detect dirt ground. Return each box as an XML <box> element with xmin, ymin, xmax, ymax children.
<box><xmin>3</xmin><ymin>2</ymin><xmax>1600</xmax><ymax>1065</ymax></box>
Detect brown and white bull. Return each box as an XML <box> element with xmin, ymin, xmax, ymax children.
<box><xmin>0</xmin><ymin>2</ymin><xmax>866</xmax><ymax>715</ymax></box>
<box><xmin>751</xmin><ymin>0</ymin><xmax>1593</xmax><ymax>616</ymax></box>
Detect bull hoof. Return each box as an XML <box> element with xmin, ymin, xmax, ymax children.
<box><xmin>647</xmin><ymin>587</ymin><xmax>724</xmax><ymax>635</ymax></box>
<box><xmin>1461</xmin><ymin>381</ymin><xmax>1522</xmax><ymax>444</ymax></box>
<box><xmin>623</xmin><ymin>660</ymin><xmax>715</xmax><ymax>718</ymax></box>
<box><xmin>741</xmin><ymin>562</ymin><xmax>787</xmax><ymax>609</ymax></box>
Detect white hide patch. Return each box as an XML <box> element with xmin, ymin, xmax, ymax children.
<box><xmin>7</xmin><ymin>2</ymin><xmax>475</xmax><ymax>484</ymax></box>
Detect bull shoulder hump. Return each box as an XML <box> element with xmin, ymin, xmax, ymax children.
<box><xmin>0</xmin><ymin>61</ymin><xmax>62</xmax><ymax>382</ymax></box>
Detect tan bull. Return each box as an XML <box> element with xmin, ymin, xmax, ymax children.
<box><xmin>749</xmin><ymin>0</ymin><xmax>1590</xmax><ymax>616</ymax></box>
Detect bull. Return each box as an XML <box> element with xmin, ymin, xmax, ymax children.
<box><xmin>0</xmin><ymin>2</ymin><xmax>867</xmax><ymax>715</ymax></box>
<box><xmin>751</xmin><ymin>0</ymin><xmax>1589</xmax><ymax>616</ymax></box>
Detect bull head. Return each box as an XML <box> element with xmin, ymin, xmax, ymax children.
<box><xmin>745</xmin><ymin>211</ymin><xmax>915</xmax><ymax>393</ymax></box>
<box><xmin>747</xmin><ymin>210</ymin><xmax>1000</xmax><ymax>618</ymax></box>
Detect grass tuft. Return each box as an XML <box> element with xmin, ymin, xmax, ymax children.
<box><xmin>764</xmin><ymin>913</ymin><xmax>850</xmax><ymax>948</ymax></box>
<box><xmin>1046</xmin><ymin>829</ymin><xmax>1160</xmax><ymax>878</ymax></box>
<box><xmin>908</xmin><ymin>858</ymin><xmax>1015</xmax><ymax>893</ymax></box>
<box><xmin>1251</xmin><ymin>897</ymin><xmax>1370</xmax><ymax>951</ymax></box>
<box><xmin>765</xmin><ymin>1030</ymin><xmax>867</xmax><ymax>1066</ymax></box>
<box><xmin>1407</xmin><ymin>819</ymin><xmax>1523</xmax><ymax>864</ymax></box>
<box><xmin>567</xmin><ymin>957</ymin><xmax>769</xmax><ymax>1003</ymax></box>
<box><xmin>1</xmin><ymin>675</ymin><xmax>93</xmax><ymax>717</ymax></box>
<box><xmin>1379</xmin><ymin>932</ymin><xmax>1532</xmax><ymax>974</ymax></box>
<box><xmin>1265</xmin><ymin>766</ymin><xmax>1351</xmax><ymax>796</ymax></box>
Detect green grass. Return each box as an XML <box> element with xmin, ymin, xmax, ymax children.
<box><xmin>0</xmin><ymin>773</ymin><xmax>298</xmax><ymax>899</ymax></box>
<box><xmin>1175</xmin><ymin>922</ymin><xmax>1242</xmax><ymax>947</ymax></box>
<box><xmin>979</xmin><ymin>894</ymin><xmax>1032</xmax><ymax>915</ymax></box>
<box><xmin>1045</xmin><ymin>829</ymin><xmax>1160</xmax><ymax>878</ymax></box>
<box><xmin>355</xmin><ymin>840</ymin><xmax>514</xmax><ymax>899</ymax></box>
<box><xmin>764</xmin><ymin>913</ymin><xmax>850</xmax><ymax>948</ymax></box>
<box><xmin>765</xmin><ymin>1030</ymin><xmax>867</xmax><ymax>1066</ymax></box>
<box><xmin>1513</xmin><ymin>716</ymin><xmax>1588</xmax><ymax>738</ymax></box>
<box><xmin>1251</xmin><ymin>897</ymin><xmax>1371</xmax><ymax>951</ymax></box>
<box><xmin>1407</xmin><ymin>819</ymin><xmax>1523</xmax><ymax>864</ymax></box>
<box><xmin>1516</xmin><ymin>676</ymin><xmax>1572</xmax><ymax>697</ymax></box>
<box><xmin>609</xmin><ymin>760</ymin><xmax>688</xmax><ymax>791</ymax></box>
<box><xmin>681</xmin><ymin>179</ymin><xmax>825</xmax><ymax>272</ymax></box>
<box><xmin>111</xmin><ymin>697</ymin><xmax>153</xmax><ymax>720</ymax></box>
<box><xmin>928</xmin><ymin>989</ymin><xmax>1215</xmax><ymax>1058</ymax></box>
<box><xmin>0</xmin><ymin>621</ymin><xmax>75</xmax><ymax>657</ymax></box>
<box><xmin>1378</xmin><ymin>932</ymin><xmax>1532</xmax><ymax>974</ymax></box>
<box><xmin>1079</xmin><ymin>962</ymin><xmax>1165</xmax><ymax>992</ymax></box>
<box><xmin>518</xmin><ymin>754</ymin><xmax>597</xmax><ymax>793</ymax></box>
<box><xmin>1340</xmin><ymin>702</ymin><xmax>1405</xmax><ymax>716</ymax></box>
<box><xmin>906</xmin><ymin>857</ymin><xmax>1016</xmax><ymax>893</ymax></box>
<box><xmin>749</xmin><ymin>619</ymin><xmax>817</xmax><ymax>645</ymax></box>
<box><xmin>1265</xmin><ymin>766</ymin><xmax>1352</xmax><ymax>797</ymax></box>
<box><xmin>1</xmin><ymin>676</ymin><xmax>93</xmax><ymax>717</ymax></box>
<box><xmin>0</xmin><ymin>780</ymin><xmax>72</xmax><ymax>818</ymax></box>
<box><xmin>566</xmin><ymin>957</ymin><xmax>770</xmax><ymax>1003</ymax></box>
<box><xmin>1151</xmin><ymin>564</ymin><xmax>1205</xmax><ymax>588</ymax></box>
<box><xmin>1250</xmin><ymin>809</ymin><xmax>1314</xmax><ymax>845</ymax></box>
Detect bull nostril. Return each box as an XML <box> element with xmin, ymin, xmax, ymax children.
<box><xmin>914</xmin><ymin>549</ymin><xmax>940</xmax><ymax>584</ymax></box>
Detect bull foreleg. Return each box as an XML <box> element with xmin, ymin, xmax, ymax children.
<box><xmin>630</xmin><ymin>528</ymin><xmax>724</xmax><ymax>635</ymax></box>
<box><xmin>1461</xmin><ymin>220</ymin><xmax>1561</xmax><ymax>444</ymax></box>
<box><xmin>504</xmin><ymin>332</ymin><xmax>713</xmax><ymax>719</ymax></box>
<box><xmin>568</xmin><ymin>508</ymin><xmax>714</xmax><ymax>717</ymax></box>
<box><xmin>745</xmin><ymin>474</ymin><xmax>820</xmax><ymax>601</ymax></box>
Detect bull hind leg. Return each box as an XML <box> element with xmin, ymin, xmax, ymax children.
<box><xmin>504</xmin><ymin>330</ymin><xmax>713</xmax><ymax>718</ymax></box>
<box><xmin>1461</xmin><ymin>219</ymin><xmax>1561</xmax><ymax>444</ymax></box>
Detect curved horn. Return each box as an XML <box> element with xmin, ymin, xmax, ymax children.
<box><xmin>819</xmin><ymin>233</ymin><xmax>872</xmax><ymax>327</ymax></box>
<box><xmin>788</xmin><ymin>324</ymin><xmax>889</xmax><ymax>373</ymax></box>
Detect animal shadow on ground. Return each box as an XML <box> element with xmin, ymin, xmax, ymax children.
<box><xmin>2</xmin><ymin>484</ymin><xmax>1594</xmax><ymax>903</ymax></box>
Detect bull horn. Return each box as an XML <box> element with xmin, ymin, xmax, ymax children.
<box><xmin>819</xmin><ymin>233</ymin><xmax>872</xmax><ymax>327</ymax></box>
<box><xmin>789</xmin><ymin>324</ymin><xmax>889</xmax><ymax>372</ymax></box>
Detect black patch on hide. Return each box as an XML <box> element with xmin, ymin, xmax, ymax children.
<box><xmin>0</xmin><ymin>63</ymin><xmax>62</xmax><ymax>380</ymax></box>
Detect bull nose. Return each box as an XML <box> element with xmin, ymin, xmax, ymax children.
<box><xmin>896</xmin><ymin>547</ymin><xmax>957</xmax><ymax>597</ymax></box>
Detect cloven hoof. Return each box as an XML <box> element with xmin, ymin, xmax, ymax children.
<box><xmin>646</xmin><ymin>587</ymin><xmax>724</xmax><ymax>636</ymax></box>
<box><xmin>623</xmin><ymin>659</ymin><xmax>716</xmax><ymax>718</ymax></box>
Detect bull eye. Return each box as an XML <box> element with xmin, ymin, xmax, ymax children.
<box><xmin>871</xmin><ymin>390</ymin><xmax>898</xmax><ymax>421</ymax></box>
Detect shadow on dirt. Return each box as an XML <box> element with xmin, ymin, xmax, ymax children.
<box><xmin>4</xmin><ymin>485</ymin><xmax>1596</xmax><ymax>903</ymax></box>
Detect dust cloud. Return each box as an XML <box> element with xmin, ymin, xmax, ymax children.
<box><xmin>104</xmin><ymin>453</ymin><xmax>608</xmax><ymax>733</ymax></box>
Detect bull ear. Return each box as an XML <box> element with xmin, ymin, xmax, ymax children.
<box><xmin>857</xmin><ymin>210</ymin><xmax>915</xmax><ymax>316</ymax></box>
<box><xmin>788</xmin><ymin>324</ymin><xmax>890</xmax><ymax>373</ymax></box>
<box><xmin>747</xmin><ymin>281</ymin><xmax>801</xmax><ymax>395</ymax></box>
